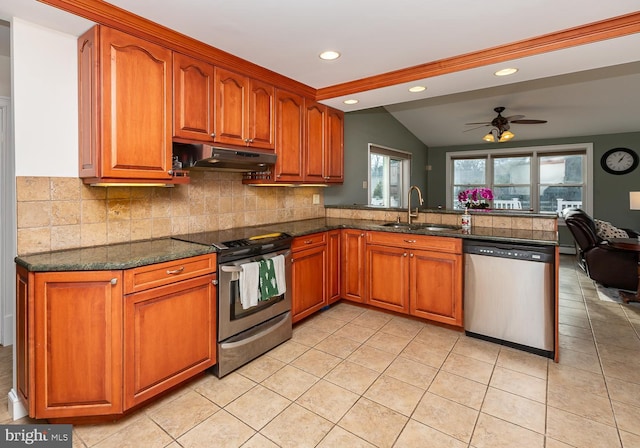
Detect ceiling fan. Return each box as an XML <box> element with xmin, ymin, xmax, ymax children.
<box><xmin>465</xmin><ymin>106</ymin><xmax>548</xmax><ymax>142</ymax></box>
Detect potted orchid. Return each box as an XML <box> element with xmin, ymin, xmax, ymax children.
<box><xmin>458</xmin><ymin>187</ymin><xmax>493</xmax><ymax>209</ymax></box>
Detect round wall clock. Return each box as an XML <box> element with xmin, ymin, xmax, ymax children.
<box><xmin>600</xmin><ymin>147</ymin><xmax>639</xmax><ymax>175</ymax></box>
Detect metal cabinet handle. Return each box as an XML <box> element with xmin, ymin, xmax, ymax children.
<box><xmin>110</xmin><ymin>278</ymin><xmax>118</xmax><ymax>285</ymax></box>
<box><xmin>403</xmin><ymin>252</ymin><xmax>407</xmax><ymax>257</ymax></box>
<box><xmin>324</xmin><ymin>176</ymin><xmax>330</xmax><ymax>180</ymax></box>
<box><xmin>212</xmin><ymin>279</ymin><xmax>218</xmax><ymax>286</ymax></box>
<box><xmin>210</xmin><ymin>133</ymin><xmax>216</xmax><ymax>138</ymax></box>
<box><xmin>404</xmin><ymin>239</ymin><xmax>417</xmax><ymax>244</ymax></box>
<box><xmin>360</xmin><ymin>233</ymin><xmax>365</xmax><ymax>237</ymax></box>
<box><xmin>168</xmin><ymin>170</ymin><xmax>173</xmax><ymax>175</ymax></box>
<box><xmin>304</xmin><ymin>240</ymin><xmax>313</xmax><ymax>244</ymax></box>
<box><xmin>410</xmin><ymin>253</ymin><xmax>414</xmax><ymax>258</ymax></box>
<box><xmin>166</xmin><ymin>266</ymin><xmax>185</xmax><ymax>275</ymax></box>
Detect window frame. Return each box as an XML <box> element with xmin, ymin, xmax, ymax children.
<box><xmin>368</xmin><ymin>143</ymin><xmax>412</xmax><ymax>208</ymax></box>
<box><xmin>446</xmin><ymin>143</ymin><xmax>593</xmax><ymax>217</ymax></box>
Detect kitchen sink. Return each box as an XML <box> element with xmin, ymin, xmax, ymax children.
<box><xmin>381</xmin><ymin>222</ymin><xmax>461</xmax><ymax>231</ymax></box>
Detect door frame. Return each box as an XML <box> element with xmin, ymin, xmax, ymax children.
<box><xmin>0</xmin><ymin>96</ymin><xmax>15</xmax><ymax>346</ymax></box>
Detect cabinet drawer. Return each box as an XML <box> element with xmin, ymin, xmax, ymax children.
<box><xmin>124</xmin><ymin>254</ymin><xmax>216</xmax><ymax>294</ymax></box>
<box><xmin>367</xmin><ymin>231</ymin><xmax>461</xmax><ymax>254</ymax></box>
<box><xmin>292</xmin><ymin>232</ymin><xmax>327</xmax><ymax>251</ymax></box>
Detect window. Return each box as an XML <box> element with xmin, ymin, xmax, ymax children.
<box><xmin>447</xmin><ymin>143</ymin><xmax>592</xmax><ymax>215</ymax></box>
<box><xmin>369</xmin><ymin>144</ymin><xmax>411</xmax><ymax>207</ymax></box>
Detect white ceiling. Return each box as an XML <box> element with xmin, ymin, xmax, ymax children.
<box><xmin>0</xmin><ymin>0</ymin><xmax>639</xmax><ymax>147</ymax></box>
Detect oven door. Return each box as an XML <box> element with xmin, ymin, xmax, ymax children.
<box><xmin>217</xmin><ymin>248</ymin><xmax>292</xmax><ymax>342</ymax></box>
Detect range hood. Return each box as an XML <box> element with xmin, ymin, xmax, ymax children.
<box><xmin>172</xmin><ymin>142</ymin><xmax>276</xmax><ymax>172</ymax></box>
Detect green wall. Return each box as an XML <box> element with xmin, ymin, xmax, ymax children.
<box><xmin>324</xmin><ymin>107</ymin><xmax>428</xmax><ymax>206</ymax></box>
<box><xmin>428</xmin><ymin>131</ymin><xmax>640</xmax><ymax>230</ymax></box>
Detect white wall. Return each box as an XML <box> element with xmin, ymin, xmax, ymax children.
<box><xmin>0</xmin><ymin>55</ymin><xmax>9</xmax><ymax>97</ymax></box>
<box><xmin>12</xmin><ymin>18</ymin><xmax>77</xmax><ymax>177</ymax></box>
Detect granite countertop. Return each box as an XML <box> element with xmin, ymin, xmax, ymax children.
<box><xmin>16</xmin><ymin>217</ymin><xmax>557</xmax><ymax>272</ymax></box>
<box><xmin>15</xmin><ymin>238</ymin><xmax>216</xmax><ymax>272</ymax></box>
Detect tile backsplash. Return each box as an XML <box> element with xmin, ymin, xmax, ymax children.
<box><xmin>16</xmin><ymin>173</ymin><xmax>325</xmax><ymax>255</ymax></box>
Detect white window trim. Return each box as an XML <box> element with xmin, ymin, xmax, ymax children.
<box><xmin>445</xmin><ymin>142</ymin><xmax>593</xmax><ymax>216</ymax></box>
<box><xmin>368</xmin><ymin>143</ymin><xmax>412</xmax><ymax>208</ymax></box>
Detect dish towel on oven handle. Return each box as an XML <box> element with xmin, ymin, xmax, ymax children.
<box><xmin>258</xmin><ymin>258</ymin><xmax>279</xmax><ymax>301</ymax></box>
<box><xmin>239</xmin><ymin>261</ymin><xmax>260</xmax><ymax>309</ymax></box>
<box><xmin>271</xmin><ymin>254</ymin><xmax>286</xmax><ymax>295</ymax></box>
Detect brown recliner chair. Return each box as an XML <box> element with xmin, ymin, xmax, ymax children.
<box><xmin>563</xmin><ymin>208</ymin><xmax>639</xmax><ymax>291</ymax></box>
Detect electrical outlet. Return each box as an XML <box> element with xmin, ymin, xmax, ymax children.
<box><xmin>362</xmin><ymin>180</ymin><xmax>368</xmax><ymax>189</ymax></box>
<box><xmin>312</xmin><ymin>194</ymin><xmax>320</xmax><ymax>205</ymax></box>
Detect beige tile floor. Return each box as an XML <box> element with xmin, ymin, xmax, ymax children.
<box><xmin>1</xmin><ymin>255</ymin><xmax>640</xmax><ymax>447</ymax></box>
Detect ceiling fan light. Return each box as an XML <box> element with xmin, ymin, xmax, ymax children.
<box><xmin>482</xmin><ymin>132</ymin><xmax>495</xmax><ymax>142</ymax></box>
<box><xmin>499</xmin><ymin>130</ymin><xmax>515</xmax><ymax>142</ymax></box>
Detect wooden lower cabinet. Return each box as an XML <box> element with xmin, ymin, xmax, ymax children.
<box><xmin>366</xmin><ymin>244</ymin><xmax>409</xmax><ymax>313</ymax></box>
<box><xmin>28</xmin><ymin>269</ymin><xmax>124</xmax><ymax>419</ymax></box>
<box><xmin>291</xmin><ymin>243</ymin><xmax>326</xmax><ymax>323</ymax></box>
<box><xmin>327</xmin><ymin>230</ymin><xmax>341</xmax><ymax>304</ymax></box>
<box><xmin>410</xmin><ymin>250</ymin><xmax>463</xmax><ymax>326</ymax></box>
<box><xmin>17</xmin><ymin>254</ymin><xmax>217</xmax><ymax>420</ymax></box>
<box><xmin>341</xmin><ymin>229</ymin><xmax>366</xmax><ymax>303</ymax></box>
<box><xmin>124</xmin><ymin>274</ymin><xmax>216</xmax><ymax>408</ymax></box>
<box><xmin>366</xmin><ymin>232</ymin><xmax>463</xmax><ymax>327</ymax></box>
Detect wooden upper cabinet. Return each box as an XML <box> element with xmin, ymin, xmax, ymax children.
<box><xmin>78</xmin><ymin>25</ymin><xmax>174</xmax><ymax>182</ymax></box>
<box><xmin>304</xmin><ymin>100</ymin><xmax>326</xmax><ymax>182</ymax></box>
<box><xmin>326</xmin><ymin>107</ymin><xmax>345</xmax><ymax>182</ymax></box>
<box><xmin>303</xmin><ymin>102</ymin><xmax>344</xmax><ymax>183</ymax></box>
<box><xmin>274</xmin><ymin>89</ymin><xmax>305</xmax><ymax>182</ymax></box>
<box><xmin>248</xmin><ymin>78</ymin><xmax>276</xmax><ymax>150</ymax></box>
<box><xmin>215</xmin><ymin>67</ymin><xmax>275</xmax><ymax>150</ymax></box>
<box><xmin>173</xmin><ymin>52</ymin><xmax>215</xmax><ymax>142</ymax></box>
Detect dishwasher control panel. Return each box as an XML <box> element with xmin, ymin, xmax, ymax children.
<box><xmin>464</xmin><ymin>241</ymin><xmax>554</xmax><ymax>263</ymax></box>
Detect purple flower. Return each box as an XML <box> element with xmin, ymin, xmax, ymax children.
<box><xmin>458</xmin><ymin>188</ymin><xmax>493</xmax><ymax>207</ymax></box>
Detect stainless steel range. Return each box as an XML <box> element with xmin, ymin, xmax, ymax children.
<box><xmin>173</xmin><ymin>229</ymin><xmax>293</xmax><ymax>377</ymax></box>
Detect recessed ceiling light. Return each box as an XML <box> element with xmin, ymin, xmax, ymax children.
<box><xmin>343</xmin><ymin>99</ymin><xmax>359</xmax><ymax>105</ymax></box>
<box><xmin>319</xmin><ymin>50</ymin><xmax>341</xmax><ymax>61</ymax></box>
<box><xmin>408</xmin><ymin>86</ymin><xmax>426</xmax><ymax>93</ymax></box>
<box><xmin>494</xmin><ymin>68</ymin><xmax>518</xmax><ymax>77</ymax></box>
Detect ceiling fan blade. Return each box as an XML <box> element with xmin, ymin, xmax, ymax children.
<box><xmin>463</xmin><ymin>124</ymin><xmax>490</xmax><ymax>132</ymax></box>
<box><xmin>465</xmin><ymin>121</ymin><xmax>491</xmax><ymax>125</ymax></box>
<box><xmin>505</xmin><ymin>115</ymin><xmax>525</xmax><ymax>121</ymax></box>
<box><xmin>510</xmin><ymin>119</ymin><xmax>548</xmax><ymax>124</ymax></box>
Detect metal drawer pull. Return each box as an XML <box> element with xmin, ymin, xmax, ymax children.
<box><xmin>304</xmin><ymin>240</ymin><xmax>313</xmax><ymax>244</ymax></box>
<box><xmin>166</xmin><ymin>266</ymin><xmax>185</xmax><ymax>275</ymax></box>
<box><xmin>110</xmin><ymin>278</ymin><xmax>118</xmax><ymax>285</ymax></box>
<box><xmin>212</xmin><ymin>280</ymin><xmax>219</xmax><ymax>286</ymax></box>
<box><xmin>404</xmin><ymin>239</ymin><xmax>417</xmax><ymax>243</ymax></box>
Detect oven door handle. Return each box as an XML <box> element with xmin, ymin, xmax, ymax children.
<box><xmin>220</xmin><ymin>265</ymin><xmax>243</xmax><ymax>273</ymax></box>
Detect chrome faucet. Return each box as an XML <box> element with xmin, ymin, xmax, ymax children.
<box><xmin>407</xmin><ymin>185</ymin><xmax>424</xmax><ymax>224</ymax></box>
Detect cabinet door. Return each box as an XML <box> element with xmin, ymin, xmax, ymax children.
<box><xmin>291</xmin><ymin>245</ymin><xmax>326</xmax><ymax>323</ymax></box>
<box><xmin>215</xmin><ymin>67</ymin><xmax>248</xmax><ymax>146</ymax></box>
<box><xmin>15</xmin><ymin>266</ymin><xmax>32</xmax><ymax>414</ymax></box>
<box><xmin>341</xmin><ymin>229</ymin><xmax>366</xmax><ymax>303</ymax></box>
<box><xmin>124</xmin><ymin>274</ymin><xmax>216</xmax><ymax>409</ymax></box>
<box><xmin>173</xmin><ymin>52</ymin><xmax>215</xmax><ymax>142</ymax></box>
<box><xmin>304</xmin><ymin>101</ymin><xmax>326</xmax><ymax>182</ymax></box>
<box><xmin>325</xmin><ymin>107</ymin><xmax>344</xmax><ymax>182</ymax></box>
<box><xmin>410</xmin><ymin>250</ymin><xmax>463</xmax><ymax>326</ymax></box>
<box><xmin>274</xmin><ymin>90</ymin><xmax>305</xmax><ymax>181</ymax></box>
<box><xmin>366</xmin><ymin>244</ymin><xmax>409</xmax><ymax>313</ymax></box>
<box><xmin>327</xmin><ymin>230</ymin><xmax>341</xmax><ymax>304</ymax></box>
<box><xmin>248</xmin><ymin>78</ymin><xmax>275</xmax><ymax>150</ymax></box>
<box><xmin>100</xmin><ymin>27</ymin><xmax>173</xmax><ymax>180</ymax></box>
<box><xmin>33</xmin><ymin>271</ymin><xmax>123</xmax><ymax>419</ymax></box>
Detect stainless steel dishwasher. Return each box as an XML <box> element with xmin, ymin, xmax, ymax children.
<box><xmin>463</xmin><ymin>240</ymin><xmax>555</xmax><ymax>358</ymax></box>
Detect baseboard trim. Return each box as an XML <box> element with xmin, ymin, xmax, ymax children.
<box><xmin>8</xmin><ymin>389</ymin><xmax>27</xmax><ymax>420</ymax></box>
<box><xmin>559</xmin><ymin>245</ymin><xmax>576</xmax><ymax>255</ymax></box>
